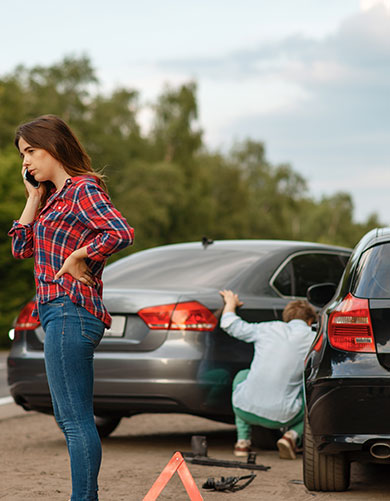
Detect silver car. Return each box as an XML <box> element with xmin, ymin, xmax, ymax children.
<box><xmin>8</xmin><ymin>239</ymin><xmax>350</xmax><ymax>439</ymax></box>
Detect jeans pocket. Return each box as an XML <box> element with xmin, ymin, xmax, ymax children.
<box><xmin>45</xmin><ymin>301</ymin><xmax>65</xmax><ymax>308</ymax></box>
<box><xmin>39</xmin><ymin>297</ymin><xmax>66</xmax><ymax>332</ymax></box>
<box><xmin>77</xmin><ymin>305</ymin><xmax>105</xmax><ymax>347</ymax></box>
<box><xmin>82</xmin><ymin>327</ymin><xmax>105</xmax><ymax>347</ymax></box>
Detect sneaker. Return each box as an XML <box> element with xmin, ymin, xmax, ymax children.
<box><xmin>234</xmin><ymin>439</ymin><xmax>251</xmax><ymax>457</ymax></box>
<box><xmin>277</xmin><ymin>432</ymin><xmax>297</xmax><ymax>460</ymax></box>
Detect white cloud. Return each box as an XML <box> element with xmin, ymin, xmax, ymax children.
<box><xmin>361</xmin><ymin>0</ymin><xmax>390</xmax><ymax>11</ymax></box>
<box><xmin>169</xmin><ymin>5</ymin><xmax>390</xmax><ymax>222</ymax></box>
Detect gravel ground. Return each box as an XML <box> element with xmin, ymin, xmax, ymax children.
<box><xmin>1</xmin><ymin>406</ymin><xmax>390</xmax><ymax>500</ymax></box>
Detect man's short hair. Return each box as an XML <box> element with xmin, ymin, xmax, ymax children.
<box><xmin>282</xmin><ymin>300</ymin><xmax>317</xmax><ymax>324</ymax></box>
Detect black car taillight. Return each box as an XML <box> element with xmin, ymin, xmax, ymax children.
<box><xmin>328</xmin><ymin>293</ymin><xmax>375</xmax><ymax>352</ymax></box>
<box><xmin>14</xmin><ymin>300</ymin><xmax>41</xmax><ymax>331</ymax></box>
<box><xmin>138</xmin><ymin>301</ymin><xmax>217</xmax><ymax>331</ymax></box>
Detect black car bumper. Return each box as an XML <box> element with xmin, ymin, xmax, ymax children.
<box><xmin>306</xmin><ymin>377</ymin><xmax>390</xmax><ymax>454</ymax></box>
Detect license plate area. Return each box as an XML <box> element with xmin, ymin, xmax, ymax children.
<box><xmin>104</xmin><ymin>315</ymin><xmax>126</xmax><ymax>338</ymax></box>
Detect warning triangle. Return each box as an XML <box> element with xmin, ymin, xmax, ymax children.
<box><xmin>143</xmin><ymin>451</ymin><xmax>204</xmax><ymax>501</ymax></box>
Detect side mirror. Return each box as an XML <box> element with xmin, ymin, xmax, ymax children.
<box><xmin>307</xmin><ymin>283</ymin><xmax>337</xmax><ymax>308</ymax></box>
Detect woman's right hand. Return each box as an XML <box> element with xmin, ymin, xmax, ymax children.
<box><xmin>17</xmin><ymin>168</ymin><xmax>45</xmax><ymax>226</ymax></box>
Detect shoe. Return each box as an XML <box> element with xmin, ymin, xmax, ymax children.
<box><xmin>277</xmin><ymin>432</ymin><xmax>297</xmax><ymax>459</ymax></box>
<box><xmin>234</xmin><ymin>439</ymin><xmax>251</xmax><ymax>457</ymax></box>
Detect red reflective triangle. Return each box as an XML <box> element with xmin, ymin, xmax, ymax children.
<box><xmin>143</xmin><ymin>452</ymin><xmax>203</xmax><ymax>501</ymax></box>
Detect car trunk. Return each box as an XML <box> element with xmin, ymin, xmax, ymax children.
<box><xmin>100</xmin><ymin>288</ymin><xmax>187</xmax><ymax>352</ymax></box>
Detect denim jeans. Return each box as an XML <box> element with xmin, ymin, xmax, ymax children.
<box><xmin>39</xmin><ymin>295</ymin><xmax>105</xmax><ymax>501</ymax></box>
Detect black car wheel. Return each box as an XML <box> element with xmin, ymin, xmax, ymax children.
<box><xmin>95</xmin><ymin>416</ymin><xmax>122</xmax><ymax>438</ymax></box>
<box><xmin>303</xmin><ymin>412</ymin><xmax>350</xmax><ymax>491</ymax></box>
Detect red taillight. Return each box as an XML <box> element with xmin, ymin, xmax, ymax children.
<box><xmin>138</xmin><ymin>301</ymin><xmax>217</xmax><ymax>331</ymax></box>
<box><xmin>14</xmin><ymin>300</ymin><xmax>40</xmax><ymax>331</ymax></box>
<box><xmin>138</xmin><ymin>304</ymin><xmax>175</xmax><ymax>329</ymax></box>
<box><xmin>328</xmin><ymin>293</ymin><xmax>375</xmax><ymax>352</ymax></box>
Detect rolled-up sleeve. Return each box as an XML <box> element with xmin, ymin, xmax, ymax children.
<box><xmin>8</xmin><ymin>221</ymin><xmax>34</xmax><ymax>259</ymax></box>
<box><xmin>74</xmin><ymin>183</ymin><xmax>134</xmax><ymax>261</ymax></box>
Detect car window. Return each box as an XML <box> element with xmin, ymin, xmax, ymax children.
<box><xmin>103</xmin><ymin>247</ymin><xmax>266</xmax><ymax>290</ymax></box>
<box><xmin>272</xmin><ymin>252</ymin><xmax>349</xmax><ymax>298</ymax></box>
<box><xmin>353</xmin><ymin>243</ymin><xmax>390</xmax><ymax>299</ymax></box>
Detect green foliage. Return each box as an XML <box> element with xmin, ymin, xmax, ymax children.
<box><xmin>0</xmin><ymin>147</ymin><xmax>35</xmax><ymax>341</ymax></box>
<box><xmin>151</xmin><ymin>82</ymin><xmax>202</xmax><ymax>167</ymax></box>
<box><xmin>0</xmin><ymin>55</ymin><xmax>382</xmax><ymax>348</ymax></box>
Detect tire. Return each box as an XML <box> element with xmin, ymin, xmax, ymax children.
<box><xmin>95</xmin><ymin>416</ymin><xmax>122</xmax><ymax>438</ymax></box>
<box><xmin>303</xmin><ymin>412</ymin><xmax>350</xmax><ymax>491</ymax></box>
<box><xmin>251</xmin><ymin>425</ymin><xmax>282</xmax><ymax>450</ymax></box>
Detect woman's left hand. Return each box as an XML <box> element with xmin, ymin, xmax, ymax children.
<box><xmin>55</xmin><ymin>252</ymin><xmax>96</xmax><ymax>287</ymax></box>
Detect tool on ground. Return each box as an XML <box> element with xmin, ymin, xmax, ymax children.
<box><xmin>202</xmin><ymin>473</ymin><xmax>257</xmax><ymax>492</ymax></box>
<box><xmin>182</xmin><ymin>435</ymin><xmax>271</xmax><ymax>472</ymax></box>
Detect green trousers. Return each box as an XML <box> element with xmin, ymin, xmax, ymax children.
<box><xmin>232</xmin><ymin>369</ymin><xmax>304</xmax><ymax>444</ymax></box>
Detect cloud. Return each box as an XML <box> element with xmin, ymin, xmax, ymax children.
<box><xmin>159</xmin><ymin>4</ymin><xmax>390</xmax><ymax>84</ymax></box>
<box><xmin>152</xmin><ymin>5</ymin><xmax>390</xmax><ymax>222</ymax></box>
<box><xmin>361</xmin><ymin>0</ymin><xmax>390</xmax><ymax>12</ymax></box>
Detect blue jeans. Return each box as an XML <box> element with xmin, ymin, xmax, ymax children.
<box><xmin>39</xmin><ymin>295</ymin><xmax>105</xmax><ymax>501</ymax></box>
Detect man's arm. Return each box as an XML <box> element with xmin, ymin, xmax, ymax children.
<box><xmin>219</xmin><ymin>289</ymin><xmax>262</xmax><ymax>343</ymax></box>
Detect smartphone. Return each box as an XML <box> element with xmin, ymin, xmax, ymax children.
<box><xmin>23</xmin><ymin>170</ymin><xmax>40</xmax><ymax>188</ymax></box>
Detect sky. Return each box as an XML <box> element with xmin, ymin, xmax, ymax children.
<box><xmin>2</xmin><ymin>0</ymin><xmax>389</xmax><ymax>223</ymax></box>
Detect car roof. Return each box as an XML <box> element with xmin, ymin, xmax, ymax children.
<box><xmin>352</xmin><ymin>227</ymin><xmax>390</xmax><ymax>256</ymax></box>
<box><xmin>142</xmin><ymin>239</ymin><xmax>351</xmax><ymax>254</ymax></box>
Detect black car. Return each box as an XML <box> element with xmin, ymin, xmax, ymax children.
<box><xmin>8</xmin><ymin>239</ymin><xmax>350</xmax><ymax>438</ymax></box>
<box><xmin>304</xmin><ymin>228</ymin><xmax>390</xmax><ymax>491</ymax></box>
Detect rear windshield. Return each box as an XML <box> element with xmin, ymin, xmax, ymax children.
<box><xmin>353</xmin><ymin>243</ymin><xmax>390</xmax><ymax>299</ymax></box>
<box><xmin>103</xmin><ymin>247</ymin><xmax>264</xmax><ymax>290</ymax></box>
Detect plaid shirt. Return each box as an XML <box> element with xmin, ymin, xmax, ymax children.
<box><xmin>9</xmin><ymin>176</ymin><xmax>134</xmax><ymax>328</ymax></box>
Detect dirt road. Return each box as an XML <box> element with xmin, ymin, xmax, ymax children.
<box><xmin>1</xmin><ymin>405</ymin><xmax>390</xmax><ymax>500</ymax></box>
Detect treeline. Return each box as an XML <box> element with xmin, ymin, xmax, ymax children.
<box><xmin>0</xmin><ymin>56</ymin><xmax>380</xmax><ymax>347</ymax></box>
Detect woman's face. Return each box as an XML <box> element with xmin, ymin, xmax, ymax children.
<box><xmin>18</xmin><ymin>137</ymin><xmax>63</xmax><ymax>184</ymax></box>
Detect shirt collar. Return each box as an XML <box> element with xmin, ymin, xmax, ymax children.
<box><xmin>288</xmin><ymin>319</ymin><xmax>310</xmax><ymax>327</ymax></box>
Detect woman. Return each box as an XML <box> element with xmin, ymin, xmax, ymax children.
<box><xmin>8</xmin><ymin>115</ymin><xmax>134</xmax><ymax>501</ymax></box>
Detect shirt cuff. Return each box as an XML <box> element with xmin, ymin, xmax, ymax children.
<box><xmin>8</xmin><ymin>220</ymin><xmax>33</xmax><ymax>235</ymax></box>
<box><xmin>220</xmin><ymin>312</ymin><xmax>240</xmax><ymax>329</ymax></box>
<box><xmin>86</xmin><ymin>241</ymin><xmax>106</xmax><ymax>261</ymax></box>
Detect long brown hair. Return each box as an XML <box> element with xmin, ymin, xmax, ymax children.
<box><xmin>15</xmin><ymin>115</ymin><xmax>107</xmax><ymax>210</ymax></box>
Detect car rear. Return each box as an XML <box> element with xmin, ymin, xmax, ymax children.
<box><xmin>304</xmin><ymin>228</ymin><xmax>390</xmax><ymax>491</ymax></box>
<box><xmin>8</xmin><ymin>241</ymin><xmax>274</xmax><ymax>421</ymax></box>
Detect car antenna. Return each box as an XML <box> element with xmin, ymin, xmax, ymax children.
<box><xmin>202</xmin><ymin>236</ymin><xmax>214</xmax><ymax>249</ymax></box>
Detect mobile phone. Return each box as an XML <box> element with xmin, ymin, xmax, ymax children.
<box><xmin>23</xmin><ymin>170</ymin><xmax>40</xmax><ymax>188</ymax></box>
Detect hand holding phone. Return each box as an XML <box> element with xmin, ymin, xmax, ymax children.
<box><xmin>23</xmin><ymin>169</ymin><xmax>40</xmax><ymax>188</ymax></box>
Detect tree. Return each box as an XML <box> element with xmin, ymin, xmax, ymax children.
<box><xmin>0</xmin><ymin>55</ymin><xmax>382</xmax><ymax>347</ymax></box>
<box><xmin>0</xmin><ymin>147</ymin><xmax>35</xmax><ymax>338</ymax></box>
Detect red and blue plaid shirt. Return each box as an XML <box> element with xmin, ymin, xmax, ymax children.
<box><xmin>9</xmin><ymin>175</ymin><xmax>134</xmax><ymax>328</ymax></box>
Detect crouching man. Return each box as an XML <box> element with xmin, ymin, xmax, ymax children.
<box><xmin>219</xmin><ymin>289</ymin><xmax>317</xmax><ymax>459</ymax></box>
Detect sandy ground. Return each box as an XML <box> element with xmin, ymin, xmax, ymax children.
<box><xmin>1</xmin><ymin>407</ymin><xmax>390</xmax><ymax>501</ymax></box>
